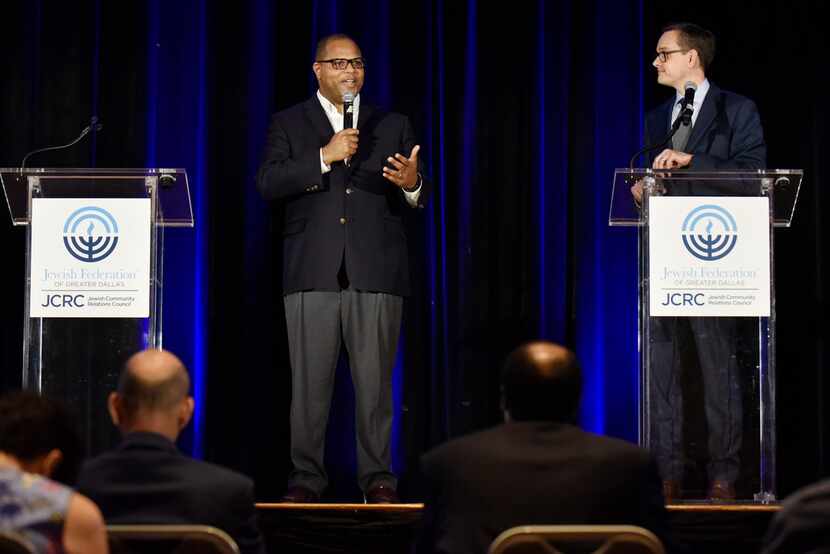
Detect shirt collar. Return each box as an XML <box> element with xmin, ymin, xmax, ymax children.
<box><xmin>316</xmin><ymin>89</ymin><xmax>361</xmax><ymax>116</ymax></box>
<box><xmin>675</xmin><ymin>78</ymin><xmax>710</xmax><ymax>106</ymax></box>
<box><xmin>119</xmin><ymin>431</ymin><xmax>180</xmax><ymax>453</ymax></box>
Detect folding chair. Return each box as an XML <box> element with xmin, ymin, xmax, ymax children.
<box><xmin>0</xmin><ymin>531</ymin><xmax>35</xmax><ymax>554</ymax></box>
<box><xmin>488</xmin><ymin>525</ymin><xmax>665</xmax><ymax>554</ymax></box>
<box><xmin>107</xmin><ymin>524</ymin><xmax>240</xmax><ymax>554</ymax></box>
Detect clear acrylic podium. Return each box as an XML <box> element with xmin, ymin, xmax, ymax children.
<box><xmin>1</xmin><ymin>168</ymin><xmax>193</xmax><ymax>455</ymax></box>
<box><xmin>610</xmin><ymin>169</ymin><xmax>802</xmax><ymax>503</ymax></box>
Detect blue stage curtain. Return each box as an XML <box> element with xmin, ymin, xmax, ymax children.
<box><xmin>142</xmin><ymin>0</ymin><xmax>210</xmax><ymax>458</ymax></box>
<box><xmin>6</xmin><ymin>0</ymin><xmax>830</xmax><ymax>500</ymax></box>
<box><xmin>1</xmin><ymin>0</ymin><xmax>642</xmax><ymax>499</ymax></box>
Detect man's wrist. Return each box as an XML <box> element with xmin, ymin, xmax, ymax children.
<box><xmin>404</xmin><ymin>173</ymin><xmax>422</xmax><ymax>193</ymax></box>
<box><xmin>319</xmin><ymin>148</ymin><xmax>332</xmax><ymax>173</ymax></box>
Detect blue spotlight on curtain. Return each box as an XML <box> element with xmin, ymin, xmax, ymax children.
<box><xmin>145</xmin><ymin>0</ymin><xmax>209</xmax><ymax>457</ymax></box>
<box><xmin>534</xmin><ymin>0</ymin><xmax>570</xmax><ymax>342</ymax></box>
<box><xmin>572</xmin><ymin>0</ymin><xmax>642</xmax><ymax>440</ymax></box>
<box><xmin>420</xmin><ymin>0</ymin><xmax>452</xmax><ymax>443</ymax></box>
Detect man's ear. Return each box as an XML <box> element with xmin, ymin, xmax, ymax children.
<box><xmin>687</xmin><ymin>49</ymin><xmax>699</xmax><ymax>69</ymax></box>
<box><xmin>108</xmin><ymin>392</ymin><xmax>122</xmax><ymax>426</ymax></box>
<box><xmin>178</xmin><ymin>396</ymin><xmax>195</xmax><ymax>431</ymax></box>
<box><xmin>22</xmin><ymin>449</ymin><xmax>64</xmax><ymax>478</ymax></box>
<box><xmin>312</xmin><ymin>62</ymin><xmax>322</xmax><ymax>80</ymax></box>
<box><xmin>41</xmin><ymin>449</ymin><xmax>63</xmax><ymax>478</ymax></box>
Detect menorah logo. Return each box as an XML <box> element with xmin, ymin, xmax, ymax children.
<box><xmin>62</xmin><ymin>206</ymin><xmax>119</xmax><ymax>263</ymax></box>
<box><xmin>681</xmin><ymin>204</ymin><xmax>738</xmax><ymax>261</ymax></box>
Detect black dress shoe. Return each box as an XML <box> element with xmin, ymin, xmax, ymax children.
<box><xmin>707</xmin><ymin>480</ymin><xmax>736</xmax><ymax>501</ymax></box>
<box><xmin>364</xmin><ymin>483</ymin><xmax>399</xmax><ymax>504</ymax></box>
<box><xmin>662</xmin><ymin>480</ymin><xmax>681</xmax><ymax>503</ymax></box>
<box><xmin>281</xmin><ymin>485</ymin><xmax>319</xmax><ymax>503</ymax></box>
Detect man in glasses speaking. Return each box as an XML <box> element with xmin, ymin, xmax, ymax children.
<box><xmin>635</xmin><ymin>22</ymin><xmax>766</xmax><ymax>502</ymax></box>
<box><xmin>257</xmin><ymin>33</ymin><xmax>430</xmax><ymax>503</ymax></box>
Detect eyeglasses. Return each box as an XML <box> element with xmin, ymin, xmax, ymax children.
<box><xmin>655</xmin><ymin>49</ymin><xmax>687</xmax><ymax>63</ymax></box>
<box><xmin>316</xmin><ymin>57</ymin><xmax>366</xmax><ymax>70</ymax></box>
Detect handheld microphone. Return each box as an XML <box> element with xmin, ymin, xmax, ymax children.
<box><xmin>342</xmin><ymin>92</ymin><xmax>354</xmax><ymax>129</ymax></box>
<box><xmin>20</xmin><ymin>116</ymin><xmax>104</xmax><ymax>171</ymax></box>
<box><xmin>342</xmin><ymin>92</ymin><xmax>354</xmax><ymax>166</ymax></box>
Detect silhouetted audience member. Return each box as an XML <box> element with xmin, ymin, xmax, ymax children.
<box><xmin>417</xmin><ymin>341</ymin><xmax>668</xmax><ymax>554</ymax></box>
<box><xmin>76</xmin><ymin>349</ymin><xmax>265</xmax><ymax>554</ymax></box>
<box><xmin>0</xmin><ymin>391</ymin><xmax>108</xmax><ymax>554</ymax></box>
<box><xmin>761</xmin><ymin>478</ymin><xmax>830</xmax><ymax>554</ymax></box>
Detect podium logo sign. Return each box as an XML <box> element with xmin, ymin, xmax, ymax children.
<box><xmin>63</xmin><ymin>206</ymin><xmax>120</xmax><ymax>263</ymax></box>
<box><xmin>30</xmin><ymin>199</ymin><xmax>151</xmax><ymax>318</ymax></box>
<box><xmin>649</xmin><ymin>197</ymin><xmax>770</xmax><ymax>317</ymax></box>
<box><xmin>681</xmin><ymin>204</ymin><xmax>738</xmax><ymax>261</ymax></box>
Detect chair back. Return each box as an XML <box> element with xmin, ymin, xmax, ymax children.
<box><xmin>107</xmin><ymin>524</ymin><xmax>240</xmax><ymax>554</ymax></box>
<box><xmin>488</xmin><ymin>525</ymin><xmax>665</xmax><ymax>554</ymax></box>
<box><xmin>0</xmin><ymin>531</ymin><xmax>36</xmax><ymax>554</ymax></box>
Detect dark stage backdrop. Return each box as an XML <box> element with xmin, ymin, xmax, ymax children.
<box><xmin>1</xmin><ymin>0</ymin><xmax>828</xmax><ymax>501</ymax></box>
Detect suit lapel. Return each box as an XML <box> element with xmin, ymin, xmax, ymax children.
<box><xmin>304</xmin><ymin>96</ymin><xmax>335</xmax><ymax>145</ymax></box>
<box><xmin>657</xmin><ymin>97</ymin><xmax>674</xmax><ymax>136</ymax></box>
<box><xmin>348</xmin><ymin>103</ymin><xmax>375</xmax><ymax>176</ymax></box>
<box><xmin>645</xmin><ymin>98</ymin><xmax>673</xmax><ymax>164</ymax></box>
<box><xmin>685</xmin><ymin>83</ymin><xmax>719</xmax><ymax>153</ymax></box>
<box><xmin>357</xmin><ymin>101</ymin><xmax>373</xmax><ymax>130</ymax></box>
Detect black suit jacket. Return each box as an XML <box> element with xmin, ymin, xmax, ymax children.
<box><xmin>417</xmin><ymin>422</ymin><xmax>668</xmax><ymax>554</ymax></box>
<box><xmin>76</xmin><ymin>432</ymin><xmax>265</xmax><ymax>554</ymax></box>
<box><xmin>645</xmin><ymin>83</ymin><xmax>766</xmax><ymax>195</ymax></box>
<box><xmin>256</xmin><ymin>96</ymin><xmax>432</xmax><ymax>296</ymax></box>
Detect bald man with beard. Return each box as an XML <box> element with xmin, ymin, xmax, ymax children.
<box><xmin>76</xmin><ymin>349</ymin><xmax>265</xmax><ymax>554</ymax></box>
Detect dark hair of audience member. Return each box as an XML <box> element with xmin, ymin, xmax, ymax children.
<box><xmin>0</xmin><ymin>391</ymin><xmax>82</xmax><ymax>485</ymax></box>
<box><xmin>117</xmin><ymin>357</ymin><xmax>190</xmax><ymax>422</ymax></box>
<box><xmin>501</xmin><ymin>343</ymin><xmax>582</xmax><ymax>423</ymax></box>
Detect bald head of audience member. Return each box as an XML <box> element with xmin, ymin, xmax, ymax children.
<box><xmin>108</xmin><ymin>349</ymin><xmax>194</xmax><ymax>441</ymax></box>
<box><xmin>501</xmin><ymin>341</ymin><xmax>582</xmax><ymax>423</ymax></box>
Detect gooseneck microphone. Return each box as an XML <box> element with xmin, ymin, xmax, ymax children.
<box><xmin>678</xmin><ymin>81</ymin><xmax>697</xmax><ymax>126</ymax></box>
<box><xmin>19</xmin><ymin>116</ymin><xmax>104</xmax><ymax>171</ymax></box>
<box><xmin>628</xmin><ymin>81</ymin><xmax>697</xmax><ymax>169</ymax></box>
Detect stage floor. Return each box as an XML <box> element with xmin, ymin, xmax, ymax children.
<box><xmin>255</xmin><ymin>502</ymin><xmax>779</xmax><ymax>553</ymax></box>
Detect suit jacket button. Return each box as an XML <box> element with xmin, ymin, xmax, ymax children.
<box><xmin>346</xmin><ymin>187</ymin><xmax>353</xmax><ymax>194</ymax></box>
<box><xmin>339</xmin><ymin>217</ymin><xmax>346</xmax><ymax>224</ymax></box>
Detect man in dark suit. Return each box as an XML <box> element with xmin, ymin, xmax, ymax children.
<box><xmin>76</xmin><ymin>349</ymin><xmax>266</xmax><ymax>554</ymax></box>
<box><xmin>256</xmin><ymin>33</ymin><xmax>430</xmax><ymax>503</ymax></box>
<box><xmin>633</xmin><ymin>23</ymin><xmax>766</xmax><ymax>501</ymax></box>
<box><xmin>417</xmin><ymin>342</ymin><xmax>668</xmax><ymax>554</ymax></box>
<box><xmin>761</xmin><ymin>479</ymin><xmax>830</xmax><ymax>553</ymax></box>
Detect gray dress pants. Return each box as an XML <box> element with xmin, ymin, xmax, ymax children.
<box><xmin>284</xmin><ymin>290</ymin><xmax>403</xmax><ymax>494</ymax></box>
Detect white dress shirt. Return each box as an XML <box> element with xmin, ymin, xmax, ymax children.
<box><xmin>670</xmin><ymin>78</ymin><xmax>710</xmax><ymax>129</ymax></box>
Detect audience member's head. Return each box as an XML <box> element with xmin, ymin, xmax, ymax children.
<box><xmin>0</xmin><ymin>391</ymin><xmax>82</xmax><ymax>484</ymax></box>
<box><xmin>501</xmin><ymin>341</ymin><xmax>582</xmax><ymax>423</ymax></box>
<box><xmin>108</xmin><ymin>349</ymin><xmax>194</xmax><ymax>441</ymax></box>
